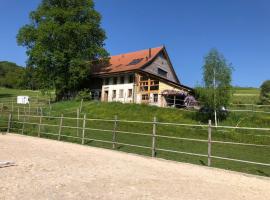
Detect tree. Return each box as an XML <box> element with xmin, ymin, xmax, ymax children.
<box><xmin>0</xmin><ymin>61</ymin><xmax>24</xmax><ymax>88</ymax></box>
<box><xmin>21</xmin><ymin>66</ymin><xmax>40</xmax><ymax>90</ymax></box>
<box><xmin>196</xmin><ymin>49</ymin><xmax>233</xmax><ymax>125</ymax></box>
<box><xmin>260</xmin><ymin>80</ymin><xmax>270</xmax><ymax>105</ymax></box>
<box><xmin>17</xmin><ymin>0</ymin><xmax>108</xmax><ymax>100</ymax></box>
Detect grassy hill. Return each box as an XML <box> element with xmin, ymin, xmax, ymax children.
<box><xmin>0</xmin><ymin>87</ymin><xmax>269</xmax><ymax>177</ymax></box>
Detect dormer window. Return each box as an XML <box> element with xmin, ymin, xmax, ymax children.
<box><xmin>127</xmin><ymin>58</ymin><xmax>144</xmax><ymax>66</ymax></box>
<box><xmin>157</xmin><ymin>68</ymin><xmax>167</xmax><ymax>77</ymax></box>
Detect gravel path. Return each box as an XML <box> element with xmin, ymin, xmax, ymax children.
<box><xmin>0</xmin><ymin>134</ymin><xmax>269</xmax><ymax>200</ymax></box>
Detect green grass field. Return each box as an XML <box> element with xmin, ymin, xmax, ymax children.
<box><xmin>0</xmin><ymin>87</ymin><xmax>269</xmax><ymax>177</ymax></box>
<box><xmin>232</xmin><ymin>87</ymin><xmax>260</xmax><ymax>104</ymax></box>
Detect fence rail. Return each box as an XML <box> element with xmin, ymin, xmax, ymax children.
<box><xmin>1</xmin><ymin>99</ymin><xmax>270</xmax><ymax>119</ymax></box>
<box><xmin>1</xmin><ymin>112</ymin><xmax>270</xmax><ymax>170</ymax></box>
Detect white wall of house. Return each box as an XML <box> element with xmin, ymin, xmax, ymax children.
<box><xmin>136</xmin><ymin>93</ymin><xmax>160</xmax><ymax>106</ymax></box>
<box><xmin>149</xmin><ymin>93</ymin><xmax>161</xmax><ymax>106</ymax></box>
<box><xmin>101</xmin><ymin>74</ymin><xmax>135</xmax><ymax>103</ymax></box>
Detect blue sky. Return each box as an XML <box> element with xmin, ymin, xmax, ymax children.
<box><xmin>0</xmin><ymin>0</ymin><xmax>269</xmax><ymax>87</ymax></box>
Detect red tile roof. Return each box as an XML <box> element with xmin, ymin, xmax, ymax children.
<box><xmin>91</xmin><ymin>46</ymin><xmax>164</xmax><ymax>75</ymax></box>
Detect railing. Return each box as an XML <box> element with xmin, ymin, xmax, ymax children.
<box><xmin>1</xmin><ymin>112</ymin><xmax>270</xmax><ymax>171</ymax></box>
<box><xmin>1</xmin><ymin>96</ymin><xmax>270</xmax><ymax>116</ymax></box>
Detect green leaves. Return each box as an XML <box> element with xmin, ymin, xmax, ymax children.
<box><xmin>260</xmin><ymin>80</ymin><xmax>270</xmax><ymax>105</ymax></box>
<box><xmin>203</xmin><ymin>49</ymin><xmax>232</xmax><ymax>89</ymax></box>
<box><xmin>196</xmin><ymin>49</ymin><xmax>233</xmax><ymax>120</ymax></box>
<box><xmin>17</xmin><ymin>0</ymin><xmax>108</xmax><ymax>100</ymax></box>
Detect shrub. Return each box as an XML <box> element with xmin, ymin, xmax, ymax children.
<box><xmin>75</xmin><ymin>89</ymin><xmax>91</xmax><ymax>101</ymax></box>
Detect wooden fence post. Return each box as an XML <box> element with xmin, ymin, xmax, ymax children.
<box><xmin>22</xmin><ymin>110</ymin><xmax>26</xmax><ymax>134</ymax></box>
<box><xmin>1</xmin><ymin>103</ymin><xmax>3</xmax><ymax>113</ymax></box>
<box><xmin>49</xmin><ymin>99</ymin><xmax>52</xmax><ymax>114</ymax></box>
<box><xmin>77</xmin><ymin>108</ymin><xmax>79</xmax><ymax>136</ymax></box>
<box><xmin>152</xmin><ymin>116</ymin><xmax>157</xmax><ymax>157</ymax></box>
<box><xmin>28</xmin><ymin>103</ymin><xmax>31</xmax><ymax>115</ymax></box>
<box><xmin>80</xmin><ymin>99</ymin><xmax>84</xmax><ymax>112</ymax></box>
<box><xmin>7</xmin><ymin>113</ymin><xmax>12</xmax><ymax>134</ymax></box>
<box><xmin>11</xmin><ymin>101</ymin><xmax>14</xmax><ymax>113</ymax></box>
<box><xmin>58</xmin><ymin>114</ymin><xmax>63</xmax><ymax>141</ymax></box>
<box><xmin>38</xmin><ymin>113</ymin><xmax>42</xmax><ymax>137</ymax></box>
<box><xmin>17</xmin><ymin>108</ymin><xmax>20</xmax><ymax>121</ymax></box>
<box><xmin>81</xmin><ymin>114</ymin><xmax>86</xmax><ymax>145</ymax></box>
<box><xmin>112</xmin><ymin>115</ymin><xmax>118</xmax><ymax>149</ymax></box>
<box><xmin>208</xmin><ymin>120</ymin><xmax>212</xmax><ymax>167</ymax></box>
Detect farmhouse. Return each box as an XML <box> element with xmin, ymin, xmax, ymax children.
<box><xmin>90</xmin><ymin>46</ymin><xmax>193</xmax><ymax>107</ymax></box>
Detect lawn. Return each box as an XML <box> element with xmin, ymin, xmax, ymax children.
<box><xmin>0</xmin><ymin>87</ymin><xmax>269</xmax><ymax>177</ymax></box>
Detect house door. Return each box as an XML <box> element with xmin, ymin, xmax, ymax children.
<box><xmin>104</xmin><ymin>91</ymin><xmax>109</xmax><ymax>102</ymax></box>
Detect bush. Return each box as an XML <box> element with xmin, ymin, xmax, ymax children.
<box><xmin>75</xmin><ymin>89</ymin><xmax>91</xmax><ymax>101</ymax></box>
<box><xmin>195</xmin><ymin>106</ymin><xmax>229</xmax><ymax>123</ymax></box>
<box><xmin>260</xmin><ymin>80</ymin><xmax>270</xmax><ymax>105</ymax></box>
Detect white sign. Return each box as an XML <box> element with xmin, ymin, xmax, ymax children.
<box><xmin>17</xmin><ymin>96</ymin><xmax>29</xmax><ymax>104</ymax></box>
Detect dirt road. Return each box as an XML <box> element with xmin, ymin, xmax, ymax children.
<box><xmin>0</xmin><ymin>134</ymin><xmax>269</xmax><ymax>200</ymax></box>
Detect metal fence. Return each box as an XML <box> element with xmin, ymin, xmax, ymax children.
<box><xmin>1</xmin><ymin>112</ymin><xmax>270</xmax><ymax>169</ymax></box>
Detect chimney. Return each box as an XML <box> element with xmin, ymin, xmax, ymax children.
<box><xmin>149</xmin><ymin>48</ymin><xmax>152</xmax><ymax>58</ymax></box>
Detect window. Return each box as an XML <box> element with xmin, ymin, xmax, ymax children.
<box><xmin>150</xmin><ymin>80</ymin><xmax>159</xmax><ymax>91</ymax></box>
<box><xmin>120</xmin><ymin>76</ymin><xmax>125</xmax><ymax>84</ymax></box>
<box><xmin>112</xmin><ymin>90</ymin><xmax>116</xmax><ymax>99</ymax></box>
<box><xmin>153</xmin><ymin>94</ymin><xmax>158</xmax><ymax>103</ymax></box>
<box><xmin>157</xmin><ymin>68</ymin><xmax>167</xmax><ymax>77</ymax></box>
<box><xmin>113</xmin><ymin>77</ymin><xmax>118</xmax><ymax>84</ymax></box>
<box><xmin>127</xmin><ymin>58</ymin><xmax>144</xmax><ymax>66</ymax></box>
<box><xmin>128</xmin><ymin>75</ymin><xmax>134</xmax><ymax>83</ymax></box>
<box><xmin>128</xmin><ymin>89</ymin><xmax>132</xmax><ymax>98</ymax></box>
<box><xmin>119</xmin><ymin>89</ymin><xmax>124</xmax><ymax>98</ymax></box>
<box><xmin>142</xmin><ymin>94</ymin><xmax>149</xmax><ymax>101</ymax></box>
<box><xmin>105</xmin><ymin>78</ymin><xmax>109</xmax><ymax>85</ymax></box>
<box><xmin>140</xmin><ymin>83</ymin><xmax>148</xmax><ymax>92</ymax></box>
<box><xmin>139</xmin><ymin>79</ymin><xmax>159</xmax><ymax>92</ymax></box>
<box><xmin>90</xmin><ymin>90</ymin><xmax>101</xmax><ymax>100</ymax></box>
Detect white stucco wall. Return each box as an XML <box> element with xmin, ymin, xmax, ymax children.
<box><xmin>136</xmin><ymin>92</ymin><xmax>160</xmax><ymax>107</ymax></box>
<box><xmin>102</xmin><ymin>75</ymin><xmax>135</xmax><ymax>103</ymax></box>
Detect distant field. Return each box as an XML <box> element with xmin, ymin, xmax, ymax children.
<box><xmin>233</xmin><ymin>87</ymin><xmax>260</xmax><ymax>94</ymax></box>
<box><xmin>0</xmin><ymin>87</ymin><xmax>48</xmax><ymax>99</ymax></box>
<box><xmin>0</xmin><ymin>87</ymin><xmax>269</xmax><ymax>177</ymax></box>
<box><xmin>232</xmin><ymin>87</ymin><xmax>260</xmax><ymax>104</ymax></box>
